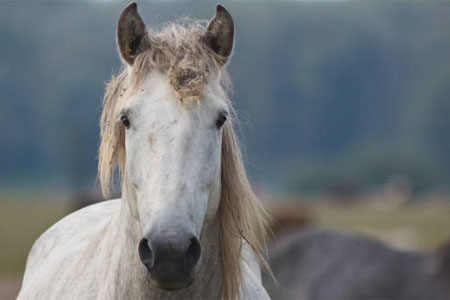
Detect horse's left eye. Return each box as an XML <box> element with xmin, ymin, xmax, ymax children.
<box><xmin>216</xmin><ymin>112</ymin><xmax>227</xmax><ymax>129</ymax></box>
<box><xmin>121</xmin><ymin>115</ymin><xmax>131</xmax><ymax>129</ymax></box>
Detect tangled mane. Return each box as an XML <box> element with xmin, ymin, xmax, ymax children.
<box><xmin>98</xmin><ymin>21</ymin><xmax>270</xmax><ymax>300</ymax></box>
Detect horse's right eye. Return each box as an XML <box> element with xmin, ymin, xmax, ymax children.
<box><xmin>216</xmin><ymin>112</ymin><xmax>228</xmax><ymax>129</ymax></box>
<box><xmin>121</xmin><ymin>115</ymin><xmax>131</xmax><ymax>129</ymax></box>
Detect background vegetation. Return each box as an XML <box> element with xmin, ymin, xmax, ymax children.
<box><xmin>1</xmin><ymin>0</ymin><xmax>450</xmax><ymax>195</ymax></box>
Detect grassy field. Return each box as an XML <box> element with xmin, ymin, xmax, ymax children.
<box><xmin>312</xmin><ymin>203</ymin><xmax>450</xmax><ymax>251</ymax></box>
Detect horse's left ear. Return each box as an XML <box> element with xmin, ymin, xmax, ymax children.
<box><xmin>117</xmin><ymin>2</ymin><xmax>151</xmax><ymax>65</ymax></box>
<box><xmin>203</xmin><ymin>5</ymin><xmax>234</xmax><ymax>65</ymax></box>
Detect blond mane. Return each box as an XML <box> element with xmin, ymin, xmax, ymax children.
<box><xmin>98</xmin><ymin>21</ymin><xmax>270</xmax><ymax>300</ymax></box>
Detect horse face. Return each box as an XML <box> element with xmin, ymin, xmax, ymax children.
<box><xmin>121</xmin><ymin>71</ymin><xmax>226</xmax><ymax>289</ymax></box>
<box><xmin>115</xmin><ymin>3</ymin><xmax>234</xmax><ymax>290</ymax></box>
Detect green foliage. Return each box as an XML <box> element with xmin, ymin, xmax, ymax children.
<box><xmin>286</xmin><ymin>143</ymin><xmax>446</xmax><ymax>194</ymax></box>
<box><xmin>1</xmin><ymin>1</ymin><xmax>450</xmax><ymax>193</ymax></box>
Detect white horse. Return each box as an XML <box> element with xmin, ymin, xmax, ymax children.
<box><xmin>17</xmin><ymin>3</ymin><xmax>271</xmax><ymax>300</ymax></box>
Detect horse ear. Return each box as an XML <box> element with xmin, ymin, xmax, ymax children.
<box><xmin>203</xmin><ymin>5</ymin><xmax>234</xmax><ymax>65</ymax></box>
<box><xmin>117</xmin><ymin>2</ymin><xmax>151</xmax><ymax>65</ymax></box>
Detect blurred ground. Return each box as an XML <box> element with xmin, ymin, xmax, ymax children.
<box><xmin>1</xmin><ymin>195</ymin><xmax>450</xmax><ymax>299</ymax></box>
<box><xmin>314</xmin><ymin>202</ymin><xmax>450</xmax><ymax>251</ymax></box>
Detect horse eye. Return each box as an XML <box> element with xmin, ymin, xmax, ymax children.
<box><xmin>121</xmin><ymin>115</ymin><xmax>130</xmax><ymax>129</ymax></box>
<box><xmin>216</xmin><ymin>112</ymin><xmax>227</xmax><ymax>129</ymax></box>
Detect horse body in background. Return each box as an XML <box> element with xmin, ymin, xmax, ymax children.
<box><xmin>17</xmin><ymin>3</ymin><xmax>270</xmax><ymax>300</ymax></box>
<box><xmin>264</xmin><ymin>227</ymin><xmax>450</xmax><ymax>300</ymax></box>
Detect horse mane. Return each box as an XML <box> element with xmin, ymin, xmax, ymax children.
<box><xmin>98</xmin><ymin>20</ymin><xmax>270</xmax><ymax>300</ymax></box>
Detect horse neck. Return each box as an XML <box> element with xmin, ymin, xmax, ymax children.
<box><xmin>98</xmin><ymin>181</ymin><xmax>223</xmax><ymax>300</ymax></box>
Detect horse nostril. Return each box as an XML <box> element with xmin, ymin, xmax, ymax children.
<box><xmin>138</xmin><ymin>238</ymin><xmax>154</xmax><ymax>268</ymax></box>
<box><xmin>184</xmin><ymin>237</ymin><xmax>201</xmax><ymax>269</ymax></box>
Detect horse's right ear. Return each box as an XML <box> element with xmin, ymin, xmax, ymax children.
<box><xmin>203</xmin><ymin>5</ymin><xmax>234</xmax><ymax>66</ymax></box>
<box><xmin>117</xmin><ymin>2</ymin><xmax>151</xmax><ymax>65</ymax></box>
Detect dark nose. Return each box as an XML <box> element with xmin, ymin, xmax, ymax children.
<box><xmin>138</xmin><ymin>232</ymin><xmax>201</xmax><ymax>290</ymax></box>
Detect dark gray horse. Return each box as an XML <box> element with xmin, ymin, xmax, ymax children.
<box><xmin>263</xmin><ymin>227</ymin><xmax>450</xmax><ymax>300</ymax></box>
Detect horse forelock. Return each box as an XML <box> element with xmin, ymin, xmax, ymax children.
<box><xmin>98</xmin><ymin>19</ymin><xmax>269</xmax><ymax>300</ymax></box>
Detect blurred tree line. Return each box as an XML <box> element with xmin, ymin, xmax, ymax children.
<box><xmin>0</xmin><ymin>1</ymin><xmax>449</xmax><ymax>197</ymax></box>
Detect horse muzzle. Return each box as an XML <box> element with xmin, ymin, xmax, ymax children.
<box><xmin>138</xmin><ymin>229</ymin><xmax>201</xmax><ymax>290</ymax></box>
